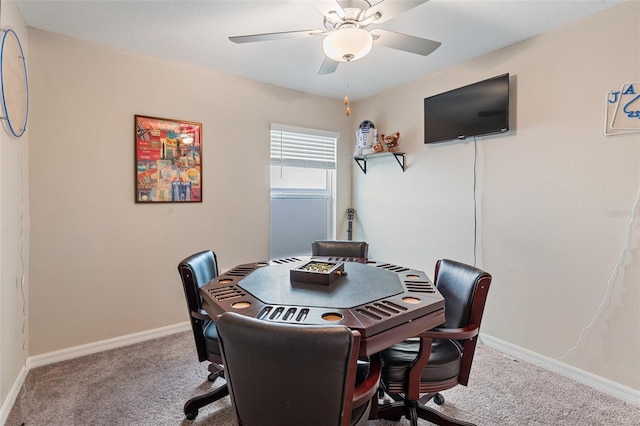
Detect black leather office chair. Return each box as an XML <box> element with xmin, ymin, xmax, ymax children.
<box><xmin>374</xmin><ymin>259</ymin><xmax>492</xmax><ymax>426</ymax></box>
<box><xmin>311</xmin><ymin>240</ymin><xmax>369</xmax><ymax>261</ymax></box>
<box><xmin>216</xmin><ymin>312</ymin><xmax>381</xmax><ymax>426</ymax></box>
<box><xmin>177</xmin><ymin>250</ymin><xmax>230</xmax><ymax>420</ymax></box>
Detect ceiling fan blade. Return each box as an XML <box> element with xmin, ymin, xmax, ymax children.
<box><xmin>370</xmin><ymin>29</ymin><xmax>441</xmax><ymax>56</ymax></box>
<box><xmin>229</xmin><ymin>29</ymin><xmax>323</xmax><ymax>44</ymax></box>
<box><xmin>365</xmin><ymin>0</ymin><xmax>429</xmax><ymax>24</ymax></box>
<box><xmin>318</xmin><ymin>57</ymin><xmax>340</xmax><ymax>75</ymax></box>
<box><xmin>335</xmin><ymin>0</ymin><xmax>362</xmax><ymax>14</ymax></box>
<box><xmin>317</xmin><ymin>1</ymin><xmax>346</xmax><ymax>18</ymax></box>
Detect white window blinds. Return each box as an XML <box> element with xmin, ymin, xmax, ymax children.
<box><xmin>270</xmin><ymin>124</ymin><xmax>338</xmax><ymax>170</ymax></box>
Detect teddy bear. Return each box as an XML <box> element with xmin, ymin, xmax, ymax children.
<box><xmin>381</xmin><ymin>132</ymin><xmax>400</xmax><ymax>152</ymax></box>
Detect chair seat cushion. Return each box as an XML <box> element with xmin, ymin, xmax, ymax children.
<box><xmin>350</xmin><ymin>359</ymin><xmax>373</xmax><ymax>425</ymax></box>
<box><xmin>356</xmin><ymin>359</ymin><xmax>370</xmax><ymax>385</ymax></box>
<box><xmin>203</xmin><ymin>320</ymin><xmax>222</xmax><ymax>356</ymax></box>
<box><xmin>381</xmin><ymin>338</ymin><xmax>462</xmax><ymax>383</ymax></box>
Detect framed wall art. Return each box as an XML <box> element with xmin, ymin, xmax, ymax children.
<box><xmin>135</xmin><ymin>115</ymin><xmax>202</xmax><ymax>203</ymax></box>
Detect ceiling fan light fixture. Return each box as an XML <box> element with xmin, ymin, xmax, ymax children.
<box><xmin>322</xmin><ymin>28</ymin><xmax>373</xmax><ymax>62</ymax></box>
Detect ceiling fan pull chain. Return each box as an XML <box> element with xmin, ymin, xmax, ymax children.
<box><xmin>344</xmin><ymin>60</ymin><xmax>351</xmax><ymax>116</ymax></box>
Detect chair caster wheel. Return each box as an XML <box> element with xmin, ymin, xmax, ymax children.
<box><xmin>433</xmin><ymin>393</ymin><xmax>445</xmax><ymax>405</ymax></box>
<box><xmin>185</xmin><ymin>409</ymin><xmax>198</xmax><ymax>420</ymax></box>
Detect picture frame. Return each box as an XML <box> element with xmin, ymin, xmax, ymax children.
<box><xmin>135</xmin><ymin>115</ymin><xmax>202</xmax><ymax>203</ymax></box>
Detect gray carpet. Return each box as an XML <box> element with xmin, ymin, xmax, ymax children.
<box><xmin>6</xmin><ymin>331</ymin><xmax>639</xmax><ymax>425</ymax></box>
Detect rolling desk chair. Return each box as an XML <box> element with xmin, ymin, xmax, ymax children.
<box><xmin>177</xmin><ymin>250</ymin><xmax>230</xmax><ymax>420</ymax></box>
<box><xmin>374</xmin><ymin>259</ymin><xmax>492</xmax><ymax>426</ymax></box>
<box><xmin>217</xmin><ymin>312</ymin><xmax>381</xmax><ymax>426</ymax></box>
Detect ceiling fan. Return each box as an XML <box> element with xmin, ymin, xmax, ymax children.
<box><xmin>229</xmin><ymin>0</ymin><xmax>441</xmax><ymax>75</ymax></box>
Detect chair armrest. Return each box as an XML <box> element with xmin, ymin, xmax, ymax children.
<box><xmin>416</xmin><ymin>324</ymin><xmax>479</xmax><ymax>341</ymax></box>
<box><xmin>404</xmin><ymin>325</ymin><xmax>480</xmax><ymax>399</ymax></box>
<box><xmin>191</xmin><ymin>309</ymin><xmax>211</xmax><ymax>321</ymax></box>
<box><xmin>352</xmin><ymin>353</ymin><xmax>382</xmax><ymax>408</ymax></box>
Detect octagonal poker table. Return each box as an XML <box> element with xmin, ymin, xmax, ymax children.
<box><xmin>199</xmin><ymin>257</ymin><xmax>445</xmax><ymax>356</ymax></box>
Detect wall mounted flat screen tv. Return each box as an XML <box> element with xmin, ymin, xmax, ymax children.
<box><xmin>424</xmin><ymin>73</ymin><xmax>509</xmax><ymax>144</ymax></box>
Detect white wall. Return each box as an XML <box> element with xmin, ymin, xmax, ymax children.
<box><xmin>352</xmin><ymin>2</ymin><xmax>639</xmax><ymax>390</ymax></box>
<box><xmin>0</xmin><ymin>0</ymin><xmax>30</xmax><ymax>413</ymax></box>
<box><xmin>25</xmin><ymin>29</ymin><xmax>353</xmax><ymax>356</ymax></box>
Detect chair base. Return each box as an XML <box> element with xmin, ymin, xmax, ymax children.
<box><xmin>208</xmin><ymin>368</ymin><xmax>224</xmax><ymax>382</ymax></box>
<box><xmin>183</xmin><ymin>383</ymin><xmax>229</xmax><ymax>420</ymax></box>
<box><xmin>373</xmin><ymin>399</ymin><xmax>476</xmax><ymax>426</ymax></box>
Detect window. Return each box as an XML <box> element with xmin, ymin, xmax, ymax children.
<box><xmin>269</xmin><ymin>124</ymin><xmax>339</xmax><ymax>258</ymax></box>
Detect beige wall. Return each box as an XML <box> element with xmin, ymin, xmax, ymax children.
<box><xmin>26</xmin><ymin>29</ymin><xmax>353</xmax><ymax>356</ymax></box>
<box><xmin>352</xmin><ymin>2</ymin><xmax>639</xmax><ymax>390</ymax></box>
<box><xmin>0</xmin><ymin>0</ymin><xmax>30</xmax><ymax>411</ymax></box>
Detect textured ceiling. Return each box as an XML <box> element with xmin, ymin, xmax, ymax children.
<box><xmin>16</xmin><ymin>0</ymin><xmax>626</xmax><ymax>101</ymax></box>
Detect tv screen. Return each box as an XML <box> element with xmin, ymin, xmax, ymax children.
<box><xmin>424</xmin><ymin>73</ymin><xmax>509</xmax><ymax>144</ymax></box>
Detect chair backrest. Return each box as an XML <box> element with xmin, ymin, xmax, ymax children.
<box><xmin>177</xmin><ymin>250</ymin><xmax>219</xmax><ymax>362</ymax></box>
<box><xmin>216</xmin><ymin>312</ymin><xmax>361</xmax><ymax>426</ymax></box>
<box><xmin>434</xmin><ymin>259</ymin><xmax>490</xmax><ymax>329</ymax></box>
<box><xmin>311</xmin><ymin>240</ymin><xmax>369</xmax><ymax>259</ymax></box>
<box><xmin>434</xmin><ymin>258</ymin><xmax>492</xmax><ymax>384</ymax></box>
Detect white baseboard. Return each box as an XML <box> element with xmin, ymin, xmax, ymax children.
<box><xmin>1</xmin><ymin>322</ymin><xmax>191</xmax><ymax>423</ymax></box>
<box><xmin>480</xmin><ymin>333</ymin><xmax>640</xmax><ymax>407</ymax></box>
<box><xmin>0</xmin><ymin>365</ymin><xmax>28</xmax><ymax>426</ymax></box>
<box><xmin>27</xmin><ymin>321</ymin><xmax>191</xmax><ymax>369</ymax></box>
<box><xmin>0</xmin><ymin>322</ymin><xmax>191</xmax><ymax>423</ymax></box>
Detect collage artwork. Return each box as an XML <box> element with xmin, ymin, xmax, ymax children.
<box><xmin>135</xmin><ymin>115</ymin><xmax>202</xmax><ymax>203</ymax></box>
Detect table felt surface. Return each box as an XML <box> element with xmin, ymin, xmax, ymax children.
<box><xmin>237</xmin><ymin>261</ymin><xmax>404</xmax><ymax>309</ymax></box>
